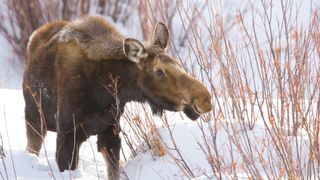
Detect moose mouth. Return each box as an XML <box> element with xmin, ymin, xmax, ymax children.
<box><xmin>183</xmin><ymin>105</ymin><xmax>201</xmax><ymax>120</ymax></box>
<box><xmin>148</xmin><ymin>97</ymin><xmax>202</xmax><ymax>120</ymax></box>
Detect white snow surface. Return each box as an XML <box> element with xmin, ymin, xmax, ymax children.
<box><xmin>0</xmin><ymin>89</ymin><xmax>312</xmax><ymax>179</ymax></box>
<box><xmin>0</xmin><ymin>89</ymin><xmax>223</xmax><ymax>180</ymax></box>
<box><xmin>0</xmin><ymin>89</ymin><xmax>222</xmax><ymax>180</ymax></box>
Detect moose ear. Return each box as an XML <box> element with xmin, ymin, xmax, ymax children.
<box><xmin>123</xmin><ymin>38</ymin><xmax>148</xmax><ymax>63</ymax></box>
<box><xmin>152</xmin><ymin>22</ymin><xmax>169</xmax><ymax>50</ymax></box>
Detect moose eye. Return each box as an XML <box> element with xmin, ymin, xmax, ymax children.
<box><xmin>156</xmin><ymin>69</ymin><xmax>166</xmax><ymax>78</ymax></box>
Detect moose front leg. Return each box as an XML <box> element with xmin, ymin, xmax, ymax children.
<box><xmin>97</xmin><ymin>126</ymin><xmax>121</xmax><ymax>180</ymax></box>
<box><xmin>56</xmin><ymin>130</ymin><xmax>87</xmax><ymax>172</ymax></box>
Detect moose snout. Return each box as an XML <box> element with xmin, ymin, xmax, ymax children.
<box><xmin>193</xmin><ymin>94</ymin><xmax>212</xmax><ymax>114</ymax></box>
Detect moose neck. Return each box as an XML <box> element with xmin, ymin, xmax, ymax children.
<box><xmin>98</xmin><ymin>59</ymin><xmax>145</xmax><ymax>107</ymax></box>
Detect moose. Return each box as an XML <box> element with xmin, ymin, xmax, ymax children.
<box><xmin>23</xmin><ymin>15</ymin><xmax>212</xmax><ymax>179</ymax></box>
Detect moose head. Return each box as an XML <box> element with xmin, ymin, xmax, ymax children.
<box><xmin>123</xmin><ymin>22</ymin><xmax>212</xmax><ymax>120</ymax></box>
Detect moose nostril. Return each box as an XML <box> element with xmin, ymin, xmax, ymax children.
<box><xmin>194</xmin><ymin>96</ymin><xmax>212</xmax><ymax>113</ymax></box>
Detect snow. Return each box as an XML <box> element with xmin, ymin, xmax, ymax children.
<box><xmin>0</xmin><ymin>89</ymin><xmax>237</xmax><ymax>179</ymax></box>
<box><xmin>0</xmin><ymin>89</ymin><xmax>221</xmax><ymax>180</ymax></box>
<box><xmin>0</xmin><ymin>89</ymin><xmax>313</xmax><ymax>179</ymax></box>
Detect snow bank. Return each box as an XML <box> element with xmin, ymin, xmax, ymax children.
<box><xmin>0</xmin><ymin>89</ymin><xmax>312</xmax><ymax>179</ymax></box>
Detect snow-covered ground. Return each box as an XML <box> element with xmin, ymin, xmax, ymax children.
<box><xmin>0</xmin><ymin>89</ymin><xmax>238</xmax><ymax>180</ymax></box>
<box><xmin>0</xmin><ymin>88</ymin><xmax>313</xmax><ymax>179</ymax></box>
<box><xmin>0</xmin><ymin>89</ymin><xmax>217</xmax><ymax>179</ymax></box>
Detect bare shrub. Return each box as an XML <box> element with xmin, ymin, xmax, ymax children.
<box><xmin>128</xmin><ymin>0</ymin><xmax>320</xmax><ymax>179</ymax></box>
<box><xmin>0</xmin><ymin>133</ymin><xmax>8</xmax><ymax>180</ymax></box>
<box><xmin>169</xmin><ymin>0</ymin><xmax>319</xmax><ymax>178</ymax></box>
<box><xmin>0</xmin><ymin>134</ymin><xmax>4</xmax><ymax>159</ymax></box>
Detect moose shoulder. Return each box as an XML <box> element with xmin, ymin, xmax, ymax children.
<box><xmin>23</xmin><ymin>15</ymin><xmax>212</xmax><ymax>179</ymax></box>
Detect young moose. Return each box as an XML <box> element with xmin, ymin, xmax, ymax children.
<box><xmin>23</xmin><ymin>16</ymin><xmax>212</xmax><ymax>179</ymax></box>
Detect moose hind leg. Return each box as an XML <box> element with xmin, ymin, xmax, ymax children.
<box><xmin>97</xmin><ymin>126</ymin><xmax>121</xmax><ymax>180</ymax></box>
<box><xmin>25</xmin><ymin>110</ymin><xmax>47</xmax><ymax>155</ymax></box>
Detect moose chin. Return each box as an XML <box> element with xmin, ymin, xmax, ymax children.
<box><xmin>23</xmin><ymin>15</ymin><xmax>212</xmax><ymax>180</ymax></box>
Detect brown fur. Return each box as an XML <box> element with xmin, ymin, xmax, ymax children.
<box><xmin>23</xmin><ymin>15</ymin><xmax>212</xmax><ymax>179</ymax></box>
<box><xmin>58</xmin><ymin>15</ymin><xmax>125</xmax><ymax>60</ymax></box>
